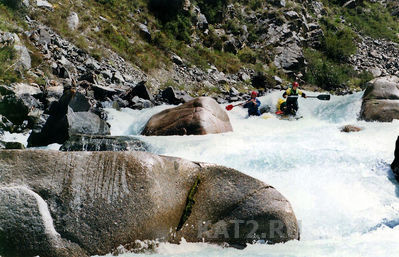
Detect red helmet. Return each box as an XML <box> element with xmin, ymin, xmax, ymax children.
<box><xmin>292</xmin><ymin>82</ymin><xmax>299</xmax><ymax>87</ymax></box>
<box><xmin>251</xmin><ymin>91</ymin><xmax>258</xmax><ymax>97</ymax></box>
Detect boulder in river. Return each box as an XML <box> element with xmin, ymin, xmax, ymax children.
<box><xmin>60</xmin><ymin>134</ymin><xmax>148</xmax><ymax>152</ymax></box>
<box><xmin>0</xmin><ymin>150</ymin><xmax>299</xmax><ymax>256</ymax></box>
<box><xmin>142</xmin><ymin>97</ymin><xmax>233</xmax><ymax>136</ymax></box>
<box><xmin>360</xmin><ymin>76</ymin><xmax>399</xmax><ymax>122</ymax></box>
<box><xmin>340</xmin><ymin>125</ymin><xmax>362</xmax><ymax>133</ymax></box>
<box><xmin>27</xmin><ymin>89</ymin><xmax>110</xmax><ymax>147</ymax></box>
<box><xmin>391</xmin><ymin>136</ymin><xmax>399</xmax><ymax>182</ymax></box>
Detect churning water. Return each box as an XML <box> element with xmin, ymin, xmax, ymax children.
<box><xmin>87</xmin><ymin>90</ymin><xmax>399</xmax><ymax>256</ymax></box>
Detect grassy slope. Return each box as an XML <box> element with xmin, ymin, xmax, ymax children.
<box><xmin>1</xmin><ymin>0</ymin><xmax>399</xmax><ymax>91</ymax></box>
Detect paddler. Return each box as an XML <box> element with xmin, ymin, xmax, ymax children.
<box><xmin>243</xmin><ymin>91</ymin><xmax>261</xmax><ymax>116</ymax></box>
<box><xmin>282</xmin><ymin>81</ymin><xmax>306</xmax><ymax>115</ymax></box>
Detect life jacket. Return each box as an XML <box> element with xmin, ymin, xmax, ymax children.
<box><xmin>276</xmin><ymin>98</ymin><xmax>286</xmax><ymax>111</ymax></box>
<box><xmin>286</xmin><ymin>88</ymin><xmax>301</xmax><ymax>96</ymax></box>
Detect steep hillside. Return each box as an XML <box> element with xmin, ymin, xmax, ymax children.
<box><xmin>1</xmin><ymin>0</ymin><xmax>399</xmax><ymax>96</ymax></box>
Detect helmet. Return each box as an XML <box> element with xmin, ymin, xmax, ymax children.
<box><xmin>251</xmin><ymin>91</ymin><xmax>258</xmax><ymax>97</ymax></box>
<box><xmin>292</xmin><ymin>82</ymin><xmax>299</xmax><ymax>87</ymax></box>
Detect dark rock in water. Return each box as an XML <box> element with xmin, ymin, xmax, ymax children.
<box><xmin>0</xmin><ymin>115</ymin><xmax>14</xmax><ymax>133</ymax></box>
<box><xmin>392</xmin><ymin>136</ymin><xmax>399</xmax><ymax>182</ymax></box>
<box><xmin>340</xmin><ymin>125</ymin><xmax>362</xmax><ymax>133</ymax></box>
<box><xmin>28</xmin><ymin>107</ymin><xmax>110</xmax><ymax>147</ymax></box>
<box><xmin>60</xmin><ymin>134</ymin><xmax>148</xmax><ymax>152</ymax></box>
<box><xmin>0</xmin><ymin>150</ymin><xmax>299</xmax><ymax>256</ymax></box>
<box><xmin>0</xmin><ymin>141</ymin><xmax>25</xmax><ymax>149</ymax></box>
<box><xmin>28</xmin><ymin>89</ymin><xmax>110</xmax><ymax>147</ymax></box>
<box><xmin>360</xmin><ymin>76</ymin><xmax>399</xmax><ymax>122</ymax></box>
<box><xmin>130</xmin><ymin>96</ymin><xmax>154</xmax><ymax>110</ymax></box>
<box><xmin>142</xmin><ymin>97</ymin><xmax>233</xmax><ymax>136</ymax></box>
<box><xmin>260</xmin><ymin>105</ymin><xmax>271</xmax><ymax>114</ymax></box>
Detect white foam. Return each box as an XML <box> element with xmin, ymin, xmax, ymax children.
<box><xmin>102</xmin><ymin>91</ymin><xmax>399</xmax><ymax>257</ymax></box>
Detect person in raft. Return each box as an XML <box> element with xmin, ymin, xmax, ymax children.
<box><xmin>282</xmin><ymin>81</ymin><xmax>306</xmax><ymax>115</ymax></box>
<box><xmin>243</xmin><ymin>91</ymin><xmax>261</xmax><ymax>116</ymax></box>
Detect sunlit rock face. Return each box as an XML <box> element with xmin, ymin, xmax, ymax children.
<box><xmin>0</xmin><ymin>150</ymin><xmax>298</xmax><ymax>256</ymax></box>
<box><xmin>360</xmin><ymin>76</ymin><xmax>399</xmax><ymax>122</ymax></box>
<box><xmin>142</xmin><ymin>97</ymin><xmax>233</xmax><ymax>136</ymax></box>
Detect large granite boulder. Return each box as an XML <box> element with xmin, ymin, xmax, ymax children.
<box><xmin>0</xmin><ymin>150</ymin><xmax>299</xmax><ymax>257</ymax></box>
<box><xmin>391</xmin><ymin>136</ymin><xmax>399</xmax><ymax>182</ymax></box>
<box><xmin>360</xmin><ymin>76</ymin><xmax>399</xmax><ymax>122</ymax></box>
<box><xmin>142</xmin><ymin>97</ymin><xmax>233</xmax><ymax>136</ymax></box>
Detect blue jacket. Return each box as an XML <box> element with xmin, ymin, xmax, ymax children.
<box><xmin>243</xmin><ymin>98</ymin><xmax>261</xmax><ymax>116</ymax></box>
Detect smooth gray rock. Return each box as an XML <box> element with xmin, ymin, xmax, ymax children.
<box><xmin>360</xmin><ymin>99</ymin><xmax>399</xmax><ymax>122</ymax></box>
<box><xmin>36</xmin><ymin>0</ymin><xmax>53</xmax><ymax>9</ymax></box>
<box><xmin>67</xmin><ymin>12</ymin><xmax>79</xmax><ymax>31</ymax></box>
<box><xmin>0</xmin><ymin>150</ymin><xmax>299</xmax><ymax>256</ymax></box>
<box><xmin>0</xmin><ymin>186</ymin><xmax>86</xmax><ymax>257</ymax></box>
<box><xmin>274</xmin><ymin>43</ymin><xmax>305</xmax><ymax>71</ymax></box>
<box><xmin>362</xmin><ymin>76</ymin><xmax>399</xmax><ymax>100</ymax></box>
<box><xmin>13</xmin><ymin>34</ymin><xmax>31</xmax><ymax>70</ymax></box>
<box><xmin>360</xmin><ymin>76</ymin><xmax>399</xmax><ymax>122</ymax></box>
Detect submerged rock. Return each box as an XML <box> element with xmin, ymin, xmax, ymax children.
<box><xmin>0</xmin><ymin>150</ymin><xmax>299</xmax><ymax>256</ymax></box>
<box><xmin>142</xmin><ymin>97</ymin><xmax>233</xmax><ymax>136</ymax></box>
<box><xmin>360</xmin><ymin>76</ymin><xmax>399</xmax><ymax>122</ymax></box>
<box><xmin>340</xmin><ymin>125</ymin><xmax>362</xmax><ymax>133</ymax></box>
<box><xmin>0</xmin><ymin>141</ymin><xmax>25</xmax><ymax>149</ymax></box>
<box><xmin>60</xmin><ymin>134</ymin><xmax>148</xmax><ymax>152</ymax></box>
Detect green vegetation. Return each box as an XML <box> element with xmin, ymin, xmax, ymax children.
<box><xmin>304</xmin><ymin>48</ymin><xmax>372</xmax><ymax>91</ymax></box>
<box><xmin>345</xmin><ymin>3</ymin><xmax>399</xmax><ymax>42</ymax></box>
<box><xmin>194</xmin><ymin>0</ymin><xmax>228</xmax><ymax>24</ymax></box>
<box><xmin>177</xmin><ymin>177</ymin><xmax>201</xmax><ymax>231</ymax></box>
<box><xmin>0</xmin><ymin>0</ymin><xmax>395</xmax><ymax>93</ymax></box>
<box><xmin>323</xmin><ymin>1</ymin><xmax>399</xmax><ymax>42</ymax></box>
<box><xmin>323</xmin><ymin>27</ymin><xmax>357</xmax><ymax>62</ymax></box>
<box><xmin>0</xmin><ymin>46</ymin><xmax>20</xmax><ymax>84</ymax></box>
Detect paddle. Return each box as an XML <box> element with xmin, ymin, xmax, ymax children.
<box><xmin>287</xmin><ymin>94</ymin><xmax>330</xmax><ymax>100</ymax></box>
<box><xmin>225</xmin><ymin>102</ymin><xmax>244</xmax><ymax>111</ymax></box>
<box><xmin>307</xmin><ymin>94</ymin><xmax>330</xmax><ymax>100</ymax></box>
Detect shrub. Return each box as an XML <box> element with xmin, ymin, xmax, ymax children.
<box><xmin>0</xmin><ymin>46</ymin><xmax>20</xmax><ymax>83</ymax></box>
<box><xmin>323</xmin><ymin>28</ymin><xmax>357</xmax><ymax>62</ymax></box>
<box><xmin>304</xmin><ymin>48</ymin><xmax>357</xmax><ymax>90</ymax></box>
<box><xmin>95</xmin><ymin>0</ymin><xmax>116</xmax><ymax>6</ymax></box>
<box><xmin>163</xmin><ymin>14</ymin><xmax>192</xmax><ymax>43</ymax></box>
<box><xmin>149</xmin><ymin>0</ymin><xmax>184</xmax><ymax>22</ymax></box>
<box><xmin>238</xmin><ymin>47</ymin><xmax>257</xmax><ymax>64</ymax></box>
<box><xmin>195</xmin><ymin>0</ymin><xmax>228</xmax><ymax>24</ymax></box>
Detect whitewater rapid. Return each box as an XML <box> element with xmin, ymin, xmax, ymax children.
<box><xmin>99</xmin><ymin>90</ymin><xmax>399</xmax><ymax>257</ymax></box>
<box><xmin>1</xmin><ymin>89</ymin><xmax>392</xmax><ymax>257</ymax></box>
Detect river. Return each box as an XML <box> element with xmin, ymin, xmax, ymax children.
<box><xmin>98</xmin><ymin>90</ymin><xmax>399</xmax><ymax>257</ymax></box>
